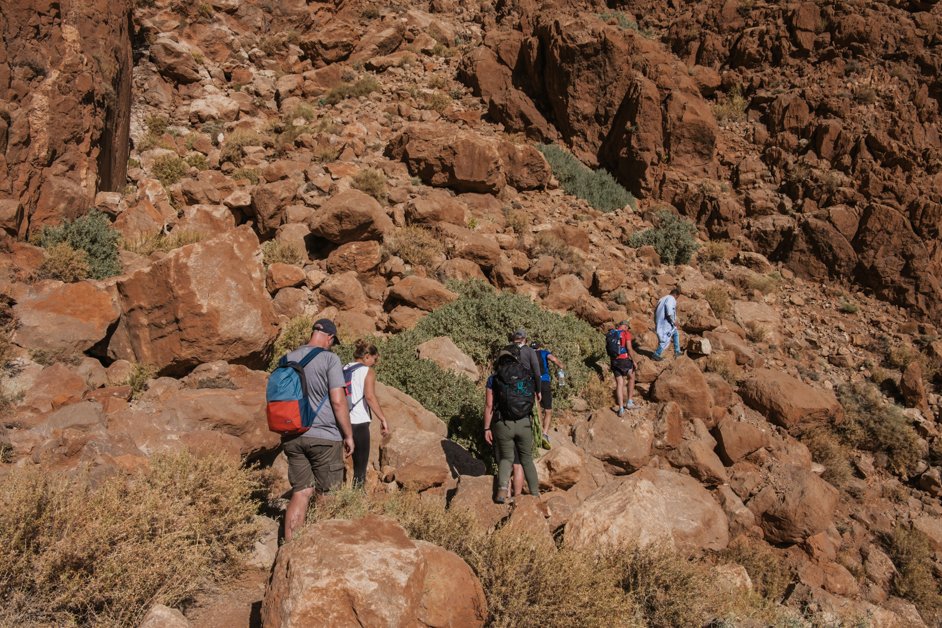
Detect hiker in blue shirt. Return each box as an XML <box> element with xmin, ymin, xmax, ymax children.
<box><xmin>530</xmin><ymin>341</ymin><xmax>565</xmax><ymax>444</ymax></box>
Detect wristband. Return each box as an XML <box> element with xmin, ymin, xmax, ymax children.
<box><xmin>484</xmin><ymin>428</ymin><xmax>491</xmax><ymax>431</ymax></box>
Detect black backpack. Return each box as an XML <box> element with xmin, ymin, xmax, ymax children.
<box><xmin>493</xmin><ymin>344</ymin><xmax>535</xmax><ymax>420</ymax></box>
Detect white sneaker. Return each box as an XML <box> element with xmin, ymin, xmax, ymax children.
<box><xmin>624</xmin><ymin>400</ymin><xmax>636</xmax><ymax>409</ymax></box>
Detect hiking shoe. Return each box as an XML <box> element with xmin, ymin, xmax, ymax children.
<box><xmin>624</xmin><ymin>400</ymin><xmax>636</xmax><ymax>409</ymax></box>
<box><xmin>617</xmin><ymin>407</ymin><xmax>624</xmax><ymax>417</ymax></box>
<box><xmin>674</xmin><ymin>350</ymin><xmax>685</xmax><ymax>357</ymax></box>
<box><xmin>611</xmin><ymin>405</ymin><xmax>621</xmax><ymax>413</ymax></box>
<box><xmin>652</xmin><ymin>354</ymin><xmax>664</xmax><ymax>361</ymax></box>
<box><xmin>495</xmin><ymin>489</ymin><xmax>514</xmax><ymax>505</ymax></box>
<box><xmin>543</xmin><ymin>433</ymin><xmax>550</xmax><ymax>444</ymax></box>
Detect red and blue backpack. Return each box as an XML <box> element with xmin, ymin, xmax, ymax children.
<box><xmin>266</xmin><ymin>348</ymin><xmax>328</xmax><ymax>436</ymax></box>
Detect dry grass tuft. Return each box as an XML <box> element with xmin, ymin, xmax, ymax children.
<box><xmin>123</xmin><ymin>230</ymin><xmax>202</xmax><ymax>256</ymax></box>
<box><xmin>720</xmin><ymin>537</ymin><xmax>795</xmax><ymax>603</ymax></box>
<box><xmin>262</xmin><ymin>240</ymin><xmax>305</xmax><ymax>266</ymax></box>
<box><xmin>837</xmin><ymin>381</ymin><xmax>922</xmax><ymax>476</ymax></box>
<box><xmin>803</xmin><ymin>428</ymin><xmax>854</xmax><ymax>487</ymax></box>
<box><xmin>704</xmin><ymin>284</ymin><xmax>732</xmax><ymax>320</ymax></box>
<box><xmin>384</xmin><ymin>225</ymin><xmax>444</xmax><ymax>269</ymax></box>
<box><xmin>36</xmin><ymin>242</ymin><xmax>90</xmax><ymax>282</ymax></box>
<box><xmin>885</xmin><ymin>525</ymin><xmax>942</xmax><ymax>624</ymax></box>
<box><xmin>0</xmin><ymin>453</ymin><xmax>261</xmax><ymax>626</ymax></box>
<box><xmin>351</xmin><ymin>168</ymin><xmax>387</xmax><ymax>201</ymax></box>
<box><xmin>125</xmin><ymin>363</ymin><xmax>157</xmax><ymax>399</ymax></box>
<box><xmin>532</xmin><ymin>232</ymin><xmax>584</xmax><ymax>274</ymax></box>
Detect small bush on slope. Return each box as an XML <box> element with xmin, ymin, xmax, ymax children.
<box><xmin>36</xmin><ymin>210</ymin><xmax>121</xmax><ymax>279</ymax></box>
<box><xmin>0</xmin><ymin>452</ymin><xmax>261</xmax><ymax>626</ymax></box>
<box><xmin>536</xmin><ymin>143</ymin><xmax>636</xmax><ymax>212</ymax></box>
<box><xmin>885</xmin><ymin>525</ymin><xmax>942</xmax><ymax>624</ymax></box>
<box><xmin>628</xmin><ymin>210</ymin><xmax>700</xmax><ymax>265</ymax></box>
<box><xmin>268</xmin><ymin>315</ymin><xmax>313</xmax><ymax>371</ymax></box>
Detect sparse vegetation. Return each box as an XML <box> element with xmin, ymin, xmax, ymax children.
<box><xmin>125</xmin><ymin>363</ymin><xmax>156</xmax><ymax>399</ymax></box>
<box><xmin>36</xmin><ymin>211</ymin><xmax>121</xmax><ymax>280</ymax></box>
<box><xmin>628</xmin><ymin>210</ymin><xmax>700</xmax><ymax>265</ymax></box>
<box><xmin>803</xmin><ymin>428</ymin><xmax>854</xmax><ymax>487</ymax></box>
<box><xmin>268</xmin><ymin>315</ymin><xmax>313</xmax><ymax>371</ymax></box>
<box><xmin>185</xmin><ymin>152</ymin><xmax>209</xmax><ymax>170</ymax></box>
<box><xmin>151</xmin><ymin>154</ymin><xmax>189</xmax><ymax>186</ymax></box>
<box><xmin>0</xmin><ymin>453</ymin><xmax>261</xmax><ymax>626</ymax></box>
<box><xmin>351</xmin><ymin>168</ymin><xmax>387</xmax><ymax>201</ymax></box>
<box><xmin>503</xmin><ymin>208</ymin><xmax>529</xmax><ymax>235</ymax></box>
<box><xmin>885</xmin><ymin>525</ymin><xmax>942</xmax><ymax>624</ymax></box>
<box><xmin>220</xmin><ymin>129</ymin><xmax>265</xmax><ymax>165</ymax></box>
<box><xmin>322</xmin><ymin>76</ymin><xmax>380</xmax><ymax>105</ymax></box>
<box><xmin>383</xmin><ymin>225</ymin><xmax>444</xmax><ymax>269</ymax></box>
<box><xmin>419</xmin><ymin>91</ymin><xmax>452</xmax><ymax>113</ymax></box>
<box><xmin>536</xmin><ymin>144</ymin><xmax>636</xmax><ymax>213</ymax></box>
<box><xmin>836</xmin><ymin>382</ymin><xmax>922</xmax><ymax>477</ymax></box>
<box><xmin>699</xmin><ymin>240</ymin><xmax>731</xmax><ymax>263</ymax></box>
<box><xmin>36</xmin><ymin>242</ymin><xmax>90</xmax><ymax>282</ymax></box>
<box><xmin>837</xmin><ymin>299</ymin><xmax>859</xmax><ymax>314</ymax></box>
<box><xmin>261</xmin><ymin>239</ymin><xmax>305</xmax><ymax>266</ymax></box>
<box><xmin>713</xmin><ymin>86</ymin><xmax>749</xmax><ymax>124</ymax></box>
<box><xmin>704</xmin><ymin>284</ymin><xmax>732</xmax><ymax>320</ymax></box>
<box><xmin>597</xmin><ymin>10</ymin><xmax>640</xmax><ymax>30</ymax></box>
<box><xmin>745</xmin><ymin>321</ymin><xmax>770</xmax><ymax>343</ymax></box>
<box><xmin>532</xmin><ymin>232</ymin><xmax>584</xmax><ymax>274</ymax></box>
<box><xmin>231</xmin><ymin>167</ymin><xmax>260</xmax><ymax>185</ymax></box>
<box><xmin>720</xmin><ymin>537</ymin><xmax>795</xmax><ymax>603</ymax></box>
<box><xmin>123</xmin><ymin>230</ymin><xmax>202</xmax><ymax>256</ymax></box>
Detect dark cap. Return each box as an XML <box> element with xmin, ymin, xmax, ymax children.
<box><xmin>618</xmin><ymin>320</ymin><xmax>630</xmax><ymax>327</ymax></box>
<box><xmin>312</xmin><ymin>318</ymin><xmax>340</xmax><ymax>345</ymax></box>
<box><xmin>512</xmin><ymin>328</ymin><xmax>527</xmax><ymax>340</ymax></box>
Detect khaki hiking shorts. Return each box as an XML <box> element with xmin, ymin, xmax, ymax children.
<box><xmin>283</xmin><ymin>436</ymin><xmax>344</xmax><ymax>494</ymax></box>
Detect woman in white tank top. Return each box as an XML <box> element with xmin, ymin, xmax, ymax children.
<box><xmin>344</xmin><ymin>340</ymin><xmax>390</xmax><ymax>487</ymax></box>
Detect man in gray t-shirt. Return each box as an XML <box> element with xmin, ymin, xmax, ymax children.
<box><xmin>282</xmin><ymin>319</ymin><xmax>354</xmax><ymax>541</ymax></box>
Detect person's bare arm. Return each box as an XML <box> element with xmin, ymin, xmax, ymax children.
<box><xmin>362</xmin><ymin>369</ymin><xmax>389</xmax><ymax>435</ymax></box>
<box><xmin>548</xmin><ymin>353</ymin><xmax>565</xmax><ymax>370</ymax></box>
<box><xmin>329</xmin><ymin>387</ymin><xmax>355</xmax><ymax>456</ymax></box>
<box><xmin>484</xmin><ymin>388</ymin><xmax>494</xmax><ymax>445</ymax></box>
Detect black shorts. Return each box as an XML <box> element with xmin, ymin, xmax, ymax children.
<box><xmin>611</xmin><ymin>357</ymin><xmax>635</xmax><ymax>377</ymax></box>
<box><xmin>539</xmin><ymin>380</ymin><xmax>553</xmax><ymax>410</ymax></box>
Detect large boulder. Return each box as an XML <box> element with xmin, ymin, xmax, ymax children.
<box><xmin>308</xmin><ymin>189</ymin><xmax>393</xmax><ymax>243</ymax></box>
<box><xmin>262</xmin><ymin>516</ymin><xmax>487</xmax><ymax>627</ymax></box>
<box><xmin>650</xmin><ymin>356</ymin><xmax>715</xmax><ymax>423</ymax></box>
<box><xmin>739</xmin><ymin>369</ymin><xmax>841</xmax><ymax>429</ymax></box>
<box><xmin>386</xmin><ymin>123</ymin><xmax>551</xmax><ymax>193</ymax></box>
<box><xmin>747</xmin><ymin>465</ymin><xmax>838</xmax><ymax>544</ymax></box>
<box><xmin>386</xmin><ymin>276</ymin><xmax>457</xmax><ymax>311</ymax></box>
<box><xmin>380</xmin><ymin>428</ymin><xmax>484</xmax><ymax>491</ymax></box>
<box><xmin>713</xmin><ymin>416</ymin><xmax>771</xmax><ymax>464</ymax></box>
<box><xmin>108</xmin><ymin>226</ymin><xmax>279</xmax><ymax>374</ymax></box>
<box><xmin>572</xmin><ymin>410</ymin><xmax>654</xmax><ymax>474</ymax></box>
<box><xmin>416</xmin><ymin>336</ymin><xmax>479</xmax><ymax>381</ymax></box>
<box><xmin>565</xmin><ymin>468</ymin><xmax>729</xmax><ymax>552</ymax></box>
<box><xmin>12</xmin><ymin>281</ymin><xmax>119</xmax><ymax>354</ymax></box>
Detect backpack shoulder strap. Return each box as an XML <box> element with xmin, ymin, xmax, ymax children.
<box><xmin>297</xmin><ymin>347</ymin><xmax>324</xmax><ymax>367</ymax></box>
<box><xmin>343</xmin><ymin>363</ymin><xmax>366</xmax><ymax>377</ymax></box>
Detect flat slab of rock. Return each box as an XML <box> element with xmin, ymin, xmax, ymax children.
<box><xmin>416</xmin><ymin>336</ymin><xmax>479</xmax><ymax>381</ymax></box>
<box><xmin>13</xmin><ymin>280</ymin><xmax>119</xmax><ymax>354</ymax></box>
<box><xmin>739</xmin><ymin>369</ymin><xmax>841</xmax><ymax>429</ymax></box>
<box><xmin>262</xmin><ymin>515</ymin><xmax>486</xmax><ymax>627</ymax></box>
<box><xmin>565</xmin><ymin>467</ymin><xmax>729</xmax><ymax>552</ymax></box>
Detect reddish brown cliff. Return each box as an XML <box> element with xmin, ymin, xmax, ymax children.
<box><xmin>0</xmin><ymin>0</ymin><xmax>132</xmax><ymax>236</ymax></box>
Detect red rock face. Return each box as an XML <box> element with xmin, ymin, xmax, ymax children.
<box><xmin>0</xmin><ymin>0</ymin><xmax>132</xmax><ymax>236</ymax></box>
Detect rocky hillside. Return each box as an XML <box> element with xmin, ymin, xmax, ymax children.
<box><xmin>2</xmin><ymin>0</ymin><xmax>942</xmax><ymax>626</ymax></box>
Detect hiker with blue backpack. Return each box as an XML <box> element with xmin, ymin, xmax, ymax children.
<box><xmin>483</xmin><ymin>329</ymin><xmax>541</xmax><ymax>504</ymax></box>
<box><xmin>343</xmin><ymin>340</ymin><xmax>391</xmax><ymax>488</ymax></box>
<box><xmin>266</xmin><ymin>318</ymin><xmax>354</xmax><ymax>541</ymax></box>
<box><xmin>530</xmin><ymin>340</ymin><xmax>565</xmax><ymax>444</ymax></box>
<box><xmin>606</xmin><ymin>320</ymin><xmax>638</xmax><ymax>416</ymax></box>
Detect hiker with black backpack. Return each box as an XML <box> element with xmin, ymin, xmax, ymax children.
<box><xmin>342</xmin><ymin>340</ymin><xmax>391</xmax><ymax>489</ymax></box>
<box><xmin>605</xmin><ymin>320</ymin><xmax>638</xmax><ymax>416</ymax></box>
<box><xmin>483</xmin><ymin>329</ymin><xmax>541</xmax><ymax>504</ymax></box>
<box><xmin>484</xmin><ymin>370</ymin><xmax>524</xmax><ymax>499</ymax></box>
<box><xmin>266</xmin><ymin>319</ymin><xmax>354</xmax><ymax>541</ymax></box>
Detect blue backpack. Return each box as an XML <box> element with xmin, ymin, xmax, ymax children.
<box><xmin>605</xmin><ymin>329</ymin><xmax>624</xmax><ymax>358</ymax></box>
<box><xmin>266</xmin><ymin>348</ymin><xmax>328</xmax><ymax>435</ymax></box>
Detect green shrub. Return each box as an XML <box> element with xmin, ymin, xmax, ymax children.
<box><xmin>151</xmin><ymin>154</ymin><xmax>189</xmax><ymax>186</ymax></box>
<box><xmin>536</xmin><ymin>144</ymin><xmax>636</xmax><ymax>212</ymax></box>
<box><xmin>351</xmin><ymin>168</ymin><xmax>387</xmax><ymax>201</ymax></box>
<box><xmin>837</xmin><ymin>382</ymin><xmax>922</xmax><ymax>477</ymax></box>
<box><xmin>628</xmin><ymin>210</ymin><xmax>700</xmax><ymax>265</ymax></box>
<box><xmin>322</xmin><ymin>76</ymin><xmax>380</xmax><ymax>105</ymax></box>
<box><xmin>231</xmin><ymin>167</ymin><xmax>260</xmax><ymax>185</ymax></box>
<box><xmin>0</xmin><ymin>453</ymin><xmax>260</xmax><ymax>626</ymax></box>
<box><xmin>355</xmin><ymin>281</ymin><xmax>603</xmax><ymax>458</ymax></box>
<box><xmin>885</xmin><ymin>525</ymin><xmax>942</xmax><ymax>624</ymax></box>
<box><xmin>36</xmin><ymin>242</ymin><xmax>90</xmax><ymax>282</ymax></box>
<box><xmin>185</xmin><ymin>152</ymin><xmax>209</xmax><ymax>170</ymax></box>
<box><xmin>37</xmin><ymin>211</ymin><xmax>121</xmax><ymax>279</ymax></box>
<box><xmin>268</xmin><ymin>315</ymin><xmax>313</xmax><ymax>371</ymax></box>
